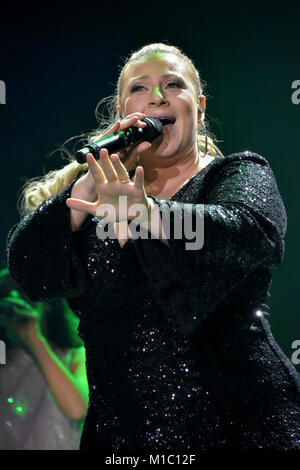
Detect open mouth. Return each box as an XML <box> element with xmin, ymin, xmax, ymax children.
<box><xmin>158</xmin><ymin>117</ymin><xmax>176</xmax><ymax>133</ymax></box>
<box><xmin>158</xmin><ymin>117</ymin><xmax>176</xmax><ymax>126</ymax></box>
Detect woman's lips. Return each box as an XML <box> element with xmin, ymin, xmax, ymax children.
<box><xmin>162</xmin><ymin>122</ymin><xmax>175</xmax><ymax>134</ymax></box>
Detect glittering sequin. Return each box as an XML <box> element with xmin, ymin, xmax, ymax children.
<box><xmin>6</xmin><ymin>151</ymin><xmax>300</xmax><ymax>451</ymax></box>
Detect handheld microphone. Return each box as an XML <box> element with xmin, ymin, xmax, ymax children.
<box><xmin>75</xmin><ymin>117</ymin><xmax>163</xmax><ymax>164</ymax></box>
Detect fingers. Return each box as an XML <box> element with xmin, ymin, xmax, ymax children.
<box><xmin>85</xmin><ymin>151</ymin><xmax>121</xmax><ymax>186</ymax></box>
<box><xmin>124</xmin><ymin>112</ymin><xmax>146</xmax><ymax>119</ymax></box>
<box><xmin>104</xmin><ymin>113</ymin><xmax>150</xmax><ymax>163</ymax></box>
<box><xmin>85</xmin><ymin>150</ymin><xmax>132</xmax><ymax>190</ymax></box>
<box><xmin>86</xmin><ymin>153</ymin><xmax>106</xmax><ymax>186</ymax></box>
<box><xmin>66</xmin><ymin>197</ymin><xmax>97</xmax><ymax>215</ymax></box>
<box><xmin>110</xmin><ymin>154</ymin><xmax>131</xmax><ymax>182</ymax></box>
<box><xmin>119</xmin><ymin>113</ymin><xmax>146</xmax><ymax>131</ymax></box>
<box><xmin>109</xmin><ymin>121</ymin><xmax>121</xmax><ymax>135</ymax></box>
<box><xmin>98</xmin><ymin>149</ymin><xmax>119</xmax><ymax>182</ymax></box>
<box><xmin>133</xmin><ymin>166</ymin><xmax>144</xmax><ymax>190</ymax></box>
<box><xmin>103</xmin><ymin>113</ymin><xmax>145</xmax><ymax>140</ymax></box>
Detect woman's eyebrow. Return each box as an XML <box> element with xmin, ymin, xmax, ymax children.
<box><xmin>130</xmin><ymin>73</ymin><xmax>184</xmax><ymax>83</ymax></box>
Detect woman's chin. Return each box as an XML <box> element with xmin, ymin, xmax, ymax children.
<box><xmin>147</xmin><ymin>139</ymin><xmax>177</xmax><ymax>158</ymax></box>
<box><xmin>141</xmin><ymin>148</ymin><xmax>175</xmax><ymax>161</ymax></box>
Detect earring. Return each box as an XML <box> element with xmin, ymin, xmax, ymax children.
<box><xmin>203</xmin><ymin>121</ymin><xmax>208</xmax><ymax>156</ymax></box>
<box><xmin>198</xmin><ymin>116</ymin><xmax>207</xmax><ymax>157</ymax></box>
<box><xmin>198</xmin><ymin>102</ymin><xmax>207</xmax><ymax>156</ymax></box>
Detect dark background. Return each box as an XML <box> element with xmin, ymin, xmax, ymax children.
<box><xmin>1</xmin><ymin>2</ymin><xmax>299</xmax><ymax>370</ymax></box>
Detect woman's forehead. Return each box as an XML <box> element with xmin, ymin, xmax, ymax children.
<box><xmin>124</xmin><ymin>54</ymin><xmax>189</xmax><ymax>81</ymax></box>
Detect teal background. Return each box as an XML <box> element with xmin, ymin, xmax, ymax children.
<box><xmin>0</xmin><ymin>2</ymin><xmax>299</xmax><ymax>370</ymax></box>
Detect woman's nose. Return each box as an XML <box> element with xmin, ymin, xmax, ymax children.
<box><xmin>150</xmin><ymin>86</ymin><xmax>167</xmax><ymax>104</ymax></box>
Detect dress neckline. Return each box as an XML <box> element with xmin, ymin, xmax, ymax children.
<box><xmin>169</xmin><ymin>155</ymin><xmax>220</xmax><ymax>200</ymax></box>
<box><xmin>129</xmin><ymin>155</ymin><xmax>220</xmax><ymax>202</ymax></box>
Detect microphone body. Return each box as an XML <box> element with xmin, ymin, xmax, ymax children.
<box><xmin>75</xmin><ymin>117</ymin><xmax>163</xmax><ymax>164</ymax></box>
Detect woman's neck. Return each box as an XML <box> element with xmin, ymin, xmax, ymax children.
<box><xmin>141</xmin><ymin>149</ymin><xmax>204</xmax><ymax>198</ymax></box>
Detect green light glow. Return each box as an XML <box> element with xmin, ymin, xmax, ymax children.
<box><xmin>100</xmin><ymin>133</ymin><xmax>122</xmax><ymax>141</ymax></box>
<box><xmin>14</xmin><ymin>402</ymin><xmax>26</xmax><ymax>417</ymax></box>
<box><xmin>0</xmin><ymin>267</ymin><xmax>9</xmax><ymax>279</ymax></box>
<box><xmin>9</xmin><ymin>290</ymin><xmax>19</xmax><ymax>298</ymax></box>
<box><xmin>8</xmin><ymin>398</ymin><xmax>28</xmax><ymax>418</ymax></box>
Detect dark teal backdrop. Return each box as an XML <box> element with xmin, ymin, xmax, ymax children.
<box><xmin>1</xmin><ymin>2</ymin><xmax>299</xmax><ymax>370</ymax></box>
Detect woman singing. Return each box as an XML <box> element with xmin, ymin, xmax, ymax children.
<box><xmin>6</xmin><ymin>43</ymin><xmax>300</xmax><ymax>451</ymax></box>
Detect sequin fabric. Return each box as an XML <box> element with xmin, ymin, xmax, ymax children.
<box><xmin>6</xmin><ymin>151</ymin><xmax>300</xmax><ymax>451</ymax></box>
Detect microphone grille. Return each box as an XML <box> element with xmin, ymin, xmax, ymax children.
<box><xmin>143</xmin><ymin>117</ymin><xmax>163</xmax><ymax>141</ymax></box>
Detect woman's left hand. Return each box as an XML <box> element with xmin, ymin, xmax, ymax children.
<box><xmin>66</xmin><ymin>148</ymin><xmax>150</xmax><ymax>223</ymax></box>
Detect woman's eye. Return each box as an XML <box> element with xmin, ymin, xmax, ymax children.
<box><xmin>131</xmin><ymin>81</ymin><xmax>183</xmax><ymax>93</ymax></box>
<box><xmin>131</xmin><ymin>85</ymin><xmax>146</xmax><ymax>93</ymax></box>
<box><xmin>166</xmin><ymin>81</ymin><xmax>182</xmax><ymax>88</ymax></box>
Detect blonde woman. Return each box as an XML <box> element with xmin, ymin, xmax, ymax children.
<box><xmin>6</xmin><ymin>43</ymin><xmax>300</xmax><ymax>451</ymax></box>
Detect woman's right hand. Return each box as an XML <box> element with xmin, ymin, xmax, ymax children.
<box><xmin>108</xmin><ymin>112</ymin><xmax>152</xmax><ymax>156</ymax></box>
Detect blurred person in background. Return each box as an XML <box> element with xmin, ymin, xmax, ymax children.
<box><xmin>0</xmin><ymin>265</ymin><xmax>88</xmax><ymax>450</ymax></box>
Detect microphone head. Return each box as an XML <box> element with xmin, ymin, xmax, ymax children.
<box><xmin>142</xmin><ymin>117</ymin><xmax>163</xmax><ymax>142</ymax></box>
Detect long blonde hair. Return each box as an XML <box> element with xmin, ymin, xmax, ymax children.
<box><xmin>18</xmin><ymin>42</ymin><xmax>224</xmax><ymax>216</ymax></box>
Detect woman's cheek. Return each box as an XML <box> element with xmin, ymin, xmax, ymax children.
<box><xmin>123</xmin><ymin>97</ymin><xmax>143</xmax><ymax>115</ymax></box>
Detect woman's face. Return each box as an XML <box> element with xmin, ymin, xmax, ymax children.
<box><xmin>118</xmin><ymin>54</ymin><xmax>201</xmax><ymax>159</ymax></box>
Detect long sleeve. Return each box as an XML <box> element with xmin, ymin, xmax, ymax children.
<box><xmin>6</xmin><ymin>179</ymin><xmax>87</xmax><ymax>302</ymax></box>
<box><xmin>132</xmin><ymin>152</ymin><xmax>287</xmax><ymax>334</ymax></box>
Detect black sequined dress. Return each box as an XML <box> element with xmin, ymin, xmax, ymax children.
<box><xmin>6</xmin><ymin>152</ymin><xmax>300</xmax><ymax>450</ymax></box>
